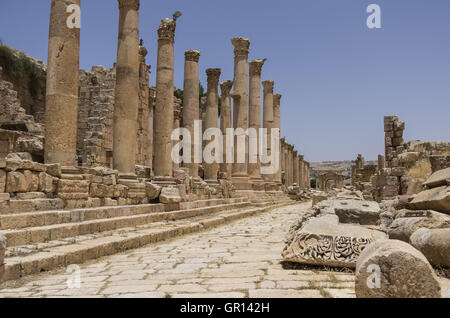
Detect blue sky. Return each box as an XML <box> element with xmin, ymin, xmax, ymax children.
<box><xmin>1</xmin><ymin>0</ymin><xmax>449</xmax><ymax>162</ymax></box>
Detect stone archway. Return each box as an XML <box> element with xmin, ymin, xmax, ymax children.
<box><xmin>318</xmin><ymin>170</ymin><xmax>344</xmax><ymax>191</ymax></box>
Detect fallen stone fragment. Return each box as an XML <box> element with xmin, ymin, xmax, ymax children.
<box><xmin>145</xmin><ymin>182</ymin><xmax>162</xmax><ymax>200</ymax></box>
<box><xmin>355</xmin><ymin>239</ymin><xmax>441</xmax><ymax>298</ymax></box>
<box><xmin>159</xmin><ymin>187</ymin><xmax>182</xmax><ymax>204</ymax></box>
<box><xmin>409</xmin><ymin>186</ymin><xmax>450</xmax><ymax>215</ymax></box>
<box><xmin>410</xmin><ymin>228</ymin><xmax>450</xmax><ymax>267</ymax></box>
<box><xmin>334</xmin><ymin>199</ymin><xmax>381</xmax><ymax>225</ymax></box>
<box><xmin>283</xmin><ymin>214</ymin><xmax>387</xmax><ymax>268</ymax></box>
<box><xmin>423</xmin><ymin>167</ymin><xmax>450</xmax><ymax>189</ymax></box>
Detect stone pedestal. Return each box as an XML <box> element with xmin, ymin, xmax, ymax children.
<box><xmin>231</xmin><ymin>38</ymin><xmax>251</xmax><ymax>190</ymax></box>
<box><xmin>248</xmin><ymin>60</ymin><xmax>265</xmax><ymax>190</ymax></box>
<box><xmin>154</xmin><ymin>18</ymin><xmax>177</xmax><ymax>181</ymax></box>
<box><xmin>45</xmin><ymin>0</ymin><xmax>80</xmax><ymax>166</ymax></box>
<box><xmin>219</xmin><ymin>81</ymin><xmax>233</xmax><ymax>180</ymax></box>
<box><xmin>182</xmin><ymin>50</ymin><xmax>201</xmax><ymax>179</ymax></box>
<box><xmin>204</xmin><ymin>68</ymin><xmax>221</xmax><ymax>184</ymax></box>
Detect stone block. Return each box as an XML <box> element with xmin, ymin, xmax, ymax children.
<box><xmin>423</xmin><ymin>167</ymin><xmax>450</xmax><ymax>189</ymax></box>
<box><xmin>159</xmin><ymin>187</ymin><xmax>182</xmax><ymax>204</ymax></box>
<box><xmin>334</xmin><ymin>199</ymin><xmax>381</xmax><ymax>225</ymax></box>
<box><xmin>0</xmin><ymin>169</ymin><xmax>5</xmax><ymax>192</ymax></box>
<box><xmin>45</xmin><ymin>163</ymin><xmax>62</xmax><ymax>178</ymax></box>
<box><xmin>6</xmin><ymin>171</ymin><xmax>27</xmax><ymax>193</ymax></box>
<box><xmin>38</xmin><ymin>172</ymin><xmax>55</xmax><ymax>193</ymax></box>
<box><xmin>145</xmin><ymin>183</ymin><xmax>162</xmax><ymax>200</ymax></box>
<box><xmin>410</xmin><ymin>228</ymin><xmax>450</xmax><ymax>267</ymax></box>
<box><xmin>409</xmin><ymin>186</ymin><xmax>450</xmax><ymax>214</ymax></box>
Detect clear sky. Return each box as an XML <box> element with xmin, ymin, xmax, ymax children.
<box><xmin>1</xmin><ymin>0</ymin><xmax>449</xmax><ymax>162</ymax></box>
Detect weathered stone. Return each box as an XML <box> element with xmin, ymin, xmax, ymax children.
<box><xmin>0</xmin><ymin>169</ymin><xmax>5</xmax><ymax>192</ymax></box>
<box><xmin>423</xmin><ymin>167</ymin><xmax>450</xmax><ymax>189</ymax></box>
<box><xmin>45</xmin><ymin>163</ymin><xmax>61</xmax><ymax>178</ymax></box>
<box><xmin>387</xmin><ymin>212</ymin><xmax>450</xmax><ymax>242</ymax></box>
<box><xmin>355</xmin><ymin>239</ymin><xmax>441</xmax><ymax>298</ymax></box>
<box><xmin>312</xmin><ymin>194</ymin><xmax>329</xmax><ymax>207</ymax></box>
<box><xmin>282</xmin><ymin>214</ymin><xmax>387</xmax><ymax>268</ymax></box>
<box><xmin>410</xmin><ymin>228</ymin><xmax>450</xmax><ymax>267</ymax></box>
<box><xmin>0</xmin><ymin>232</ymin><xmax>5</xmax><ymax>281</ymax></box>
<box><xmin>334</xmin><ymin>199</ymin><xmax>381</xmax><ymax>225</ymax></box>
<box><xmin>145</xmin><ymin>182</ymin><xmax>162</xmax><ymax>200</ymax></box>
<box><xmin>38</xmin><ymin>172</ymin><xmax>55</xmax><ymax>193</ymax></box>
<box><xmin>409</xmin><ymin>186</ymin><xmax>450</xmax><ymax>214</ymax></box>
<box><xmin>159</xmin><ymin>187</ymin><xmax>182</xmax><ymax>204</ymax></box>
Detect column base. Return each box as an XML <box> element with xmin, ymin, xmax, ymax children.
<box><xmin>250</xmin><ymin>176</ymin><xmax>266</xmax><ymax>191</ymax></box>
<box><xmin>117</xmin><ymin>174</ymin><xmax>147</xmax><ymax>204</ymax></box>
<box><xmin>231</xmin><ymin>174</ymin><xmax>252</xmax><ymax>191</ymax></box>
<box><xmin>151</xmin><ymin>176</ymin><xmax>177</xmax><ymax>188</ymax></box>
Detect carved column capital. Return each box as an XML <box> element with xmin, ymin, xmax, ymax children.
<box><xmin>185</xmin><ymin>50</ymin><xmax>201</xmax><ymax>62</ymax></box>
<box><xmin>274</xmin><ymin>94</ymin><xmax>282</xmax><ymax>104</ymax></box>
<box><xmin>249</xmin><ymin>59</ymin><xmax>265</xmax><ymax>76</ymax></box>
<box><xmin>139</xmin><ymin>46</ymin><xmax>148</xmax><ymax>57</ymax></box>
<box><xmin>231</xmin><ymin>37</ymin><xmax>250</xmax><ymax>58</ymax></box>
<box><xmin>262</xmin><ymin>80</ymin><xmax>274</xmax><ymax>94</ymax></box>
<box><xmin>299</xmin><ymin>155</ymin><xmax>304</xmax><ymax>161</ymax></box>
<box><xmin>231</xmin><ymin>94</ymin><xmax>241</xmax><ymax>102</ymax></box>
<box><xmin>158</xmin><ymin>18</ymin><xmax>176</xmax><ymax>42</ymax></box>
<box><xmin>220</xmin><ymin>80</ymin><xmax>234</xmax><ymax>97</ymax></box>
<box><xmin>206</xmin><ymin>68</ymin><xmax>222</xmax><ymax>86</ymax></box>
<box><xmin>118</xmin><ymin>0</ymin><xmax>140</xmax><ymax>11</ymax></box>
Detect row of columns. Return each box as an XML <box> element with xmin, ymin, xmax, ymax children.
<box><xmin>280</xmin><ymin>139</ymin><xmax>310</xmax><ymax>189</ymax></box>
<box><xmin>44</xmin><ymin>0</ymin><xmax>306</xmax><ymax>190</ymax></box>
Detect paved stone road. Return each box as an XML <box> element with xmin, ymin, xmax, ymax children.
<box><xmin>0</xmin><ymin>202</ymin><xmax>357</xmax><ymax>298</ymax></box>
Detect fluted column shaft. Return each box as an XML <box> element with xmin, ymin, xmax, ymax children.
<box><xmin>220</xmin><ymin>81</ymin><xmax>233</xmax><ymax>179</ymax></box>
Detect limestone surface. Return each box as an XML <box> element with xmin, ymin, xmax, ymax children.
<box><xmin>410</xmin><ymin>228</ymin><xmax>450</xmax><ymax>267</ymax></box>
<box><xmin>355</xmin><ymin>239</ymin><xmax>441</xmax><ymax>298</ymax></box>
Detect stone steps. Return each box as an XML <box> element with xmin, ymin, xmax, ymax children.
<box><xmin>1</xmin><ymin>200</ymin><xmax>253</xmax><ymax>247</ymax></box>
<box><xmin>3</xmin><ymin>198</ymin><xmax>65</xmax><ymax>214</ymax></box>
<box><xmin>1</xmin><ymin>198</ymin><xmax>295</xmax><ymax>282</ymax></box>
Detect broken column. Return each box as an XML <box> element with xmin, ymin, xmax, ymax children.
<box><xmin>45</xmin><ymin>0</ymin><xmax>80</xmax><ymax>166</ymax></box>
<box><xmin>248</xmin><ymin>60</ymin><xmax>265</xmax><ymax>189</ymax></box>
<box><xmin>220</xmin><ymin>81</ymin><xmax>233</xmax><ymax>179</ymax></box>
<box><xmin>154</xmin><ymin>17</ymin><xmax>177</xmax><ymax>183</ymax></box>
<box><xmin>182</xmin><ymin>50</ymin><xmax>201</xmax><ymax>179</ymax></box>
<box><xmin>378</xmin><ymin>154</ymin><xmax>385</xmax><ymax>170</ymax></box>
<box><xmin>113</xmin><ymin>0</ymin><xmax>140</xmax><ymax>176</ymax></box>
<box><xmin>204</xmin><ymin>68</ymin><xmax>221</xmax><ymax>184</ymax></box>
<box><xmin>231</xmin><ymin>37</ymin><xmax>252</xmax><ymax>190</ymax></box>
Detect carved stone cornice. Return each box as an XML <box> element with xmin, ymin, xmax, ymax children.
<box><xmin>249</xmin><ymin>59</ymin><xmax>265</xmax><ymax>76</ymax></box>
<box><xmin>118</xmin><ymin>0</ymin><xmax>140</xmax><ymax>11</ymax></box>
<box><xmin>231</xmin><ymin>37</ymin><xmax>250</xmax><ymax>58</ymax></box>
<box><xmin>185</xmin><ymin>50</ymin><xmax>200</xmax><ymax>62</ymax></box>
<box><xmin>262</xmin><ymin>80</ymin><xmax>274</xmax><ymax>94</ymax></box>
<box><xmin>158</xmin><ymin>18</ymin><xmax>176</xmax><ymax>42</ymax></box>
<box><xmin>220</xmin><ymin>81</ymin><xmax>234</xmax><ymax>97</ymax></box>
<box><xmin>206</xmin><ymin>68</ymin><xmax>222</xmax><ymax>87</ymax></box>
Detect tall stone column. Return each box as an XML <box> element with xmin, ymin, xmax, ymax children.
<box><xmin>154</xmin><ymin>17</ymin><xmax>177</xmax><ymax>181</ymax></box>
<box><xmin>273</xmin><ymin>94</ymin><xmax>282</xmax><ymax>187</ymax></box>
<box><xmin>293</xmin><ymin>150</ymin><xmax>299</xmax><ymax>186</ymax></box>
<box><xmin>112</xmin><ymin>0</ymin><xmax>140</xmax><ymax>176</ymax></box>
<box><xmin>378</xmin><ymin>154</ymin><xmax>385</xmax><ymax>170</ymax></box>
<box><xmin>220</xmin><ymin>81</ymin><xmax>233</xmax><ymax>179</ymax></box>
<box><xmin>262</xmin><ymin>80</ymin><xmax>274</xmax><ymax>184</ymax></box>
<box><xmin>45</xmin><ymin>0</ymin><xmax>80</xmax><ymax>166</ymax></box>
<box><xmin>299</xmin><ymin>155</ymin><xmax>305</xmax><ymax>188</ymax></box>
<box><xmin>231</xmin><ymin>37</ymin><xmax>252</xmax><ymax>190</ymax></box>
<box><xmin>288</xmin><ymin>144</ymin><xmax>294</xmax><ymax>186</ymax></box>
<box><xmin>248</xmin><ymin>60</ymin><xmax>265</xmax><ymax>189</ymax></box>
<box><xmin>280</xmin><ymin>138</ymin><xmax>286</xmax><ymax>185</ymax></box>
<box><xmin>182</xmin><ymin>50</ymin><xmax>201</xmax><ymax>179</ymax></box>
<box><xmin>204</xmin><ymin>68</ymin><xmax>221</xmax><ymax>183</ymax></box>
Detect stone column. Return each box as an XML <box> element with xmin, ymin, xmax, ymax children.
<box><xmin>204</xmin><ymin>68</ymin><xmax>221</xmax><ymax>183</ymax></box>
<box><xmin>231</xmin><ymin>37</ymin><xmax>252</xmax><ymax>190</ymax></box>
<box><xmin>298</xmin><ymin>155</ymin><xmax>304</xmax><ymax>188</ymax></box>
<box><xmin>154</xmin><ymin>17</ymin><xmax>177</xmax><ymax>181</ymax></box>
<box><xmin>248</xmin><ymin>60</ymin><xmax>265</xmax><ymax>189</ymax></box>
<box><xmin>273</xmin><ymin>94</ymin><xmax>282</xmax><ymax>187</ymax></box>
<box><xmin>148</xmin><ymin>87</ymin><xmax>156</xmax><ymax>173</ymax></box>
<box><xmin>173</xmin><ymin>104</ymin><xmax>182</xmax><ymax>172</ymax></box>
<box><xmin>112</xmin><ymin>0</ymin><xmax>140</xmax><ymax>176</ymax></box>
<box><xmin>280</xmin><ymin>138</ymin><xmax>286</xmax><ymax>185</ymax></box>
<box><xmin>288</xmin><ymin>144</ymin><xmax>294</xmax><ymax>187</ymax></box>
<box><xmin>182</xmin><ymin>50</ymin><xmax>201</xmax><ymax>179</ymax></box>
<box><xmin>45</xmin><ymin>0</ymin><xmax>80</xmax><ymax>166</ymax></box>
<box><xmin>262</xmin><ymin>80</ymin><xmax>274</xmax><ymax>184</ymax></box>
<box><xmin>378</xmin><ymin>154</ymin><xmax>385</xmax><ymax>170</ymax></box>
<box><xmin>293</xmin><ymin>150</ymin><xmax>299</xmax><ymax>186</ymax></box>
<box><xmin>220</xmin><ymin>81</ymin><xmax>233</xmax><ymax>179</ymax></box>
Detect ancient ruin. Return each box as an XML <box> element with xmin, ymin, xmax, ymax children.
<box><xmin>0</xmin><ymin>0</ymin><xmax>448</xmax><ymax>300</ymax></box>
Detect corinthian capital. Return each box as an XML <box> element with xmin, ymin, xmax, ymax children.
<box><xmin>274</xmin><ymin>94</ymin><xmax>282</xmax><ymax>105</ymax></box>
<box><xmin>158</xmin><ymin>18</ymin><xmax>176</xmax><ymax>42</ymax></box>
<box><xmin>185</xmin><ymin>50</ymin><xmax>201</xmax><ymax>62</ymax></box>
<box><xmin>231</xmin><ymin>37</ymin><xmax>250</xmax><ymax>58</ymax></box>
<box><xmin>206</xmin><ymin>68</ymin><xmax>222</xmax><ymax>87</ymax></box>
<box><xmin>262</xmin><ymin>80</ymin><xmax>274</xmax><ymax>94</ymax></box>
<box><xmin>220</xmin><ymin>81</ymin><xmax>233</xmax><ymax>97</ymax></box>
<box><xmin>118</xmin><ymin>0</ymin><xmax>140</xmax><ymax>11</ymax></box>
<box><xmin>249</xmin><ymin>59</ymin><xmax>265</xmax><ymax>76</ymax></box>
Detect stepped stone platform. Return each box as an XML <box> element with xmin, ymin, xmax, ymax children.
<box><xmin>0</xmin><ymin>194</ymin><xmax>296</xmax><ymax>283</ymax></box>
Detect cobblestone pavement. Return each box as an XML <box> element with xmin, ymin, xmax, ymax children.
<box><xmin>0</xmin><ymin>202</ymin><xmax>357</xmax><ymax>298</ymax></box>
